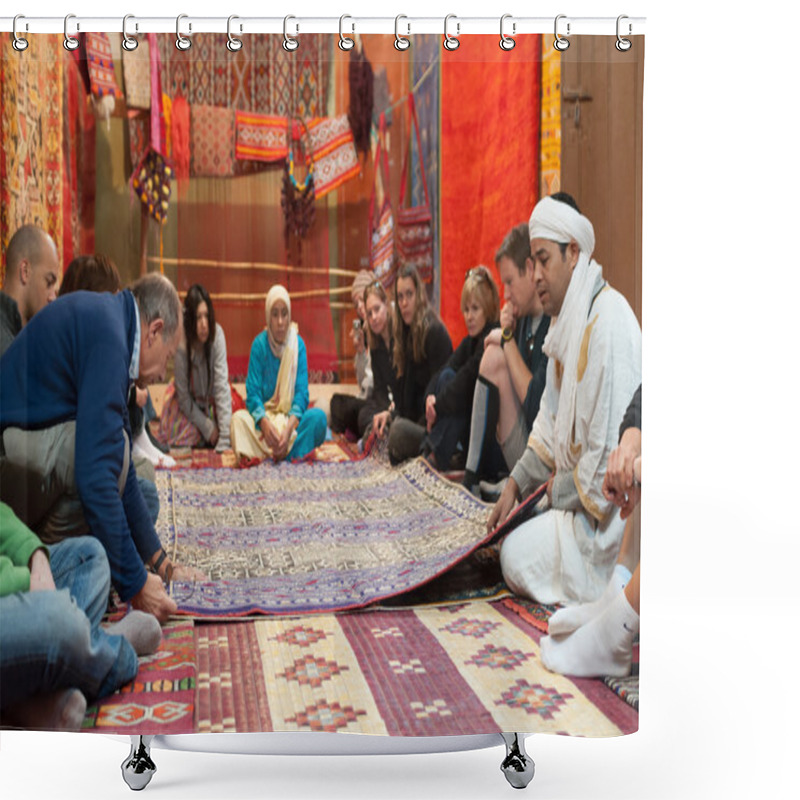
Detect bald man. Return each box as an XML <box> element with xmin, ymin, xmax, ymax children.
<box><xmin>488</xmin><ymin>193</ymin><xmax>641</xmax><ymax>607</ymax></box>
<box><xmin>0</xmin><ymin>225</ymin><xmax>60</xmax><ymax>357</ymax></box>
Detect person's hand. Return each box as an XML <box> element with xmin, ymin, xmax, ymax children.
<box><xmin>374</xmin><ymin>410</ymin><xmax>391</xmax><ymax>438</ymax></box>
<box><xmin>28</xmin><ymin>549</ymin><xmax>56</xmax><ymax>592</ymax></box>
<box><xmin>208</xmin><ymin>424</ymin><xmax>220</xmax><ymax>448</ymax></box>
<box><xmin>351</xmin><ymin>324</ymin><xmax>366</xmax><ymax>354</ymax></box>
<box><xmin>171</xmin><ymin>564</ymin><xmax>207</xmax><ymax>583</ymax></box>
<box><xmin>484</xmin><ymin>328</ymin><xmax>502</xmax><ymax>349</ymax></box>
<box><xmin>131</xmin><ymin>572</ymin><xmax>178</xmax><ymax>624</ymax></box>
<box><xmin>135</xmin><ymin>386</ymin><xmax>148</xmax><ymax>408</ymax></box>
<box><xmin>602</xmin><ymin>427</ymin><xmax>642</xmax><ymax>507</ymax></box>
<box><xmin>425</xmin><ymin>395</ymin><xmax>437</xmax><ymax>432</ymax></box>
<box><xmin>273</xmin><ymin>418</ymin><xmax>297</xmax><ymax>462</ymax></box>
<box><xmin>486</xmin><ymin>477</ymin><xmax>520</xmax><ymax>533</ymax></box>
<box><xmin>259</xmin><ymin>417</ymin><xmax>280</xmax><ymax>451</ymax></box>
<box><xmin>499</xmin><ymin>301</ymin><xmax>516</xmax><ymax>332</ymax></box>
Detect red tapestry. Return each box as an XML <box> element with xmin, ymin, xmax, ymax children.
<box><xmin>0</xmin><ymin>36</ymin><xmax>64</xmax><ymax>283</ymax></box>
<box><xmin>62</xmin><ymin>54</ymin><xmax>96</xmax><ymax>266</ymax></box>
<box><xmin>440</xmin><ymin>36</ymin><xmax>541</xmax><ymax>340</ymax></box>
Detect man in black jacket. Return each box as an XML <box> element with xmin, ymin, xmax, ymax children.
<box><xmin>462</xmin><ymin>223</ymin><xmax>550</xmax><ymax>495</ymax></box>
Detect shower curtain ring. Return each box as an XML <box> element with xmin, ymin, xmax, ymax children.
<box><xmin>122</xmin><ymin>15</ymin><xmax>139</xmax><ymax>51</ymax></box>
<box><xmin>499</xmin><ymin>14</ymin><xmax>516</xmax><ymax>51</ymax></box>
<box><xmin>63</xmin><ymin>14</ymin><xmax>80</xmax><ymax>51</ymax></box>
<box><xmin>443</xmin><ymin>14</ymin><xmax>460</xmax><ymax>51</ymax></box>
<box><xmin>227</xmin><ymin>15</ymin><xmax>243</xmax><ymax>52</ymax></box>
<box><xmin>12</xmin><ymin>14</ymin><xmax>29</xmax><ymax>52</ymax></box>
<box><xmin>615</xmin><ymin>15</ymin><xmax>632</xmax><ymax>51</ymax></box>
<box><xmin>176</xmin><ymin>14</ymin><xmax>192</xmax><ymax>51</ymax></box>
<box><xmin>283</xmin><ymin>16</ymin><xmax>299</xmax><ymax>51</ymax></box>
<box><xmin>554</xmin><ymin>14</ymin><xmax>570</xmax><ymax>51</ymax></box>
<box><xmin>339</xmin><ymin>15</ymin><xmax>355</xmax><ymax>51</ymax></box>
<box><xmin>394</xmin><ymin>15</ymin><xmax>410</xmax><ymax>51</ymax></box>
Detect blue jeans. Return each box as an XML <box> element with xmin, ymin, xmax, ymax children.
<box><xmin>426</xmin><ymin>368</ymin><xmax>469</xmax><ymax>468</ymax></box>
<box><xmin>0</xmin><ymin>536</ymin><xmax>138</xmax><ymax>713</ymax></box>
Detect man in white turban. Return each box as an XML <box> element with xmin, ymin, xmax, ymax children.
<box><xmin>487</xmin><ymin>193</ymin><xmax>641</xmax><ymax>607</ymax></box>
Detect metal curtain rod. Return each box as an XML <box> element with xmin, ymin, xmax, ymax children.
<box><xmin>0</xmin><ymin>15</ymin><xmax>646</xmax><ymax>36</ymax></box>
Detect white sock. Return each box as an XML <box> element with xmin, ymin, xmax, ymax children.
<box><xmin>133</xmin><ymin>431</ymin><xmax>176</xmax><ymax>468</ymax></box>
<box><xmin>540</xmin><ymin>591</ymin><xmax>639</xmax><ymax>678</ymax></box>
<box><xmin>547</xmin><ymin>563</ymin><xmax>631</xmax><ymax>637</ymax></box>
<box><xmin>105</xmin><ymin>610</ymin><xmax>162</xmax><ymax>656</ymax></box>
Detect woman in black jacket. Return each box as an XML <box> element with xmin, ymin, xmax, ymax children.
<box><xmin>376</xmin><ymin>264</ymin><xmax>453</xmax><ymax>464</ymax></box>
<box><xmin>358</xmin><ymin>280</ymin><xmax>398</xmax><ymax>441</ymax></box>
<box><xmin>422</xmin><ymin>265</ymin><xmax>500</xmax><ymax>469</ymax></box>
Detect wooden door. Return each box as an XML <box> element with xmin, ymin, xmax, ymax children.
<box><xmin>560</xmin><ymin>36</ymin><xmax>644</xmax><ymax>323</ymax></box>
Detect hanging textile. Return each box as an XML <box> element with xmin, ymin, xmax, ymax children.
<box><xmin>190</xmin><ymin>104</ymin><xmax>236</xmax><ymax>178</ymax></box>
<box><xmin>235</xmin><ymin>111</ymin><xmax>289</xmax><ymax>162</ymax></box>
<box><xmin>540</xmin><ymin>34</ymin><xmax>562</xmax><ymax>196</ymax></box>
<box><xmin>121</xmin><ymin>38</ymin><xmax>151</xmax><ymax>111</ymax></box>
<box><xmin>305</xmin><ymin>116</ymin><xmax>361</xmax><ymax>199</ymax></box>
<box><xmin>85</xmin><ymin>33</ymin><xmax>123</xmax><ymax>100</ymax></box>
<box><xmin>62</xmin><ymin>52</ymin><xmax>96</xmax><ymax>265</ymax></box>
<box><xmin>440</xmin><ymin>35</ymin><xmax>541</xmax><ymax>339</ymax></box>
<box><xmin>348</xmin><ymin>45</ymin><xmax>374</xmax><ymax>156</ymax></box>
<box><xmin>0</xmin><ymin>35</ymin><xmax>64</xmax><ymax>282</ymax></box>
<box><xmin>396</xmin><ymin>94</ymin><xmax>433</xmax><ymax>283</ymax></box>
<box><xmin>369</xmin><ymin>113</ymin><xmax>395</xmax><ymax>289</ymax></box>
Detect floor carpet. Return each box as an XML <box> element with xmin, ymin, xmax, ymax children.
<box><xmin>193</xmin><ymin>599</ymin><xmax>637</xmax><ymax>737</ymax></box>
<box><xmin>158</xmin><ymin>456</ymin><xmax>496</xmax><ymax>617</ymax></box>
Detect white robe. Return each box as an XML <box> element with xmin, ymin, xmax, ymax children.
<box><xmin>500</xmin><ymin>281</ymin><xmax>642</xmax><ymax>605</ymax></box>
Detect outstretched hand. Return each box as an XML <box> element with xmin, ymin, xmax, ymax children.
<box><xmin>486</xmin><ymin>478</ymin><xmax>520</xmax><ymax>534</ymax></box>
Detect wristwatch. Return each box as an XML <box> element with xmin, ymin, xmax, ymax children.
<box><xmin>501</xmin><ymin>327</ymin><xmax>514</xmax><ymax>348</ymax></box>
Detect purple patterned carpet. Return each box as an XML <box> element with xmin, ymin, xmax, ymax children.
<box><xmin>158</xmin><ymin>456</ymin><xmax>496</xmax><ymax>617</ymax></box>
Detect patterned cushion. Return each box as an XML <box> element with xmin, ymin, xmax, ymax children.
<box><xmin>190</xmin><ymin>104</ymin><xmax>235</xmax><ymax>177</ymax></box>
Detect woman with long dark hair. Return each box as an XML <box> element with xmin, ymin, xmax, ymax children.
<box><xmin>159</xmin><ymin>284</ymin><xmax>232</xmax><ymax>452</ymax></box>
<box><xmin>373</xmin><ymin>264</ymin><xmax>452</xmax><ymax>464</ymax></box>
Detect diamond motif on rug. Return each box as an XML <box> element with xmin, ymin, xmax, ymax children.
<box><xmin>370</xmin><ymin>626</ymin><xmax>404</xmax><ymax>639</ymax></box>
<box><xmin>465</xmin><ymin>644</ymin><xmax>532</xmax><ymax>670</ymax></box>
<box><xmin>496</xmin><ymin>680</ymin><xmax>573</xmax><ymax>720</ymax></box>
<box><xmin>442</xmin><ymin>618</ymin><xmax>502</xmax><ymax>638</ymax></box>
<box><xmin>93</xmin><ymin>700</ymin><xmax>193</xmax><ymax>728</ymax></box>
<box><xmin>409</xmin><ymin>699</ymin><xmax>452</xmax><ymax>719</ymax></box>
<box><xmin>272</xmin><ymin>625</ymin><xmax>328</xmax><ymax>647</ymax></box>
<box><xmin>388</xmin><ymin>658</ymin><xmax>426</xmax><ymax>675</ymax></box>
<box><xmin>278</xmin><ymin>656</ymin><xmax>348</xmax><ymax>688</ymax></box>
<box><xmin>285</xmin><ymin>701</ymin><xmax>366</xmax><ymax>732</ymax></box>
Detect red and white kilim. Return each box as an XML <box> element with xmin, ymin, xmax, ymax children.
<box><xmin>86</xmin><ymin>33</ymin><xmax>123</xmax><ymax>99</ymax></box>
<box><xmin>235</xmin><ymin>111</ymin><xmax>288</xmax><ymax>162</ymax></box>
<box><xmin>306</xmin><ymin>115</ymin><xmax>361</xmax><ymax>199</ymax></box>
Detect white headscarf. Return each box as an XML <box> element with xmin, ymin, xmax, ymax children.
<box><xmin>265</xmin><ymin>285</ymin><xmax>293</xmax><ymax>358</ymax></box>
<box><xmin>528</xmin><ymin>196</ymin><xmax>603</xmax><ymax>470</ymax></box>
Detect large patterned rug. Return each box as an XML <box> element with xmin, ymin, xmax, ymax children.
<box><xmin>193</xmin><ymin>599</ymin><xmax>637</xmax><ymax>736</ymax></box>
<box><xmin>158</xmin><ymin>456</ymin><xmax>494</xmax><ymax>617</ymax></box>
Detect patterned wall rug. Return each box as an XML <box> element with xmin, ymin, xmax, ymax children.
<box><xmin>158</xmin><ymin>456</ymin><xmax>494</xmax><ymax>617</ymax></box>
<box><xmin>194</xmin><ymin>599</ymin><xmax>637</xmax><ymax>737</ymax></box>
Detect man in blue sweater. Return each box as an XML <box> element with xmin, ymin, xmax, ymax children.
<box><xmin>0</xmin><ymin>273</ymin><xmax>196</xmax><ymax>623</ymax></box>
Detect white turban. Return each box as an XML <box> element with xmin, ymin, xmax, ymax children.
<box><xmin>265</xmin><ymin>284</ymin><xmax>291</xmax><ymax>325</ymax></box>
<box><xmin>528</xmin><ymin>195</ymin><xmax>595</xmax><ymax>258</ymax></box>
<box><xmin>265</xmin><ymin>284</ymin><xmax>293</xmax><ymax>357</ymax></box>
<box><xmin>529</xmin><ymin>196</ymin><xmax>603</xmax><ymax>475</ymax></box>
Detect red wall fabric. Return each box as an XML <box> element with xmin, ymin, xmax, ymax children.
<box><xmin>440</xmin><ymin>36</ymin><xmax>541</xmax><ymax>340</ymax></box>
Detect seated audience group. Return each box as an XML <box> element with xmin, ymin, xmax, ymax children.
<box><xmin>0</xmin><ymin>189</ymin><xmax>643</xmax><ymax>729</ymax></box>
